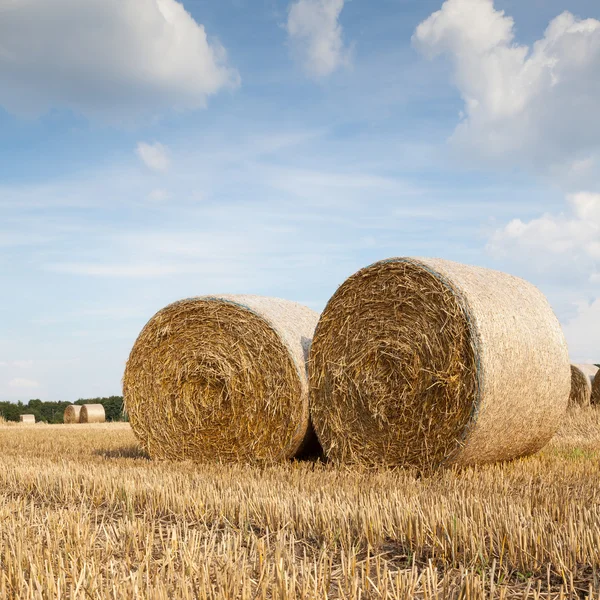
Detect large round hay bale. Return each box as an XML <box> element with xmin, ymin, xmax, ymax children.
<box><xmin>19</xmin><ymin>414</ymin><xmax>35</xmax><ymax>424</ymax></box>
<box><xmin>63</xmin><ymin>404</ymin><xmax>82</xmax><ymax>424</ymax></box>
<box><xmin>570</xmin><ymin>364</ymin><xmax>594</xmax><ymax>407</ymax></box>
<box><xmin>309</xmin><ymin>257</ymin><xmax>570</xmax><ymax>471</ymax></box>
<box><xmin>123</xmin><ymin>295</ymin><xmax>320</xmax><ymax>462</ymax></box>
<box><xmin>80</xmin><ymin>404</ymin><xmax>105</xmax><ymax>424</ymax></box>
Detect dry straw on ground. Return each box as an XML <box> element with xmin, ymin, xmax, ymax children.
<box><xmin>18</xmin><ymin>414</ymin><xmax>35</xmax><ymax>425</ymax></box>
<box><xmin>80</xmin><ymin>404</ymin><xmax>105</xmax><ymax>424</ymax></box>
<box><xmin>309</xmin><ymin>257</ymin><xmax>571</xmax><ymax>471</ymax></box>
<box><xmin>63</xmin><ymin>404</ymin><xmax>82</xmax><ymax>424</ymax></box>
<box><xmin>569</xmin><ymin>364</ymin><xmax>593</xmax><ymax>407</ymax></box>
<box><xmin>123</xmin><ymin>295</ymin><xmax>320</xmax><ymax>462</ymax></box>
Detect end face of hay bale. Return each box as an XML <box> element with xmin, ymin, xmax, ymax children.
<box><xmin>123</xmin><ymin>296</ymin><xmax>319</xmax><ymax>462</ymax></box>
<box><xmin>19</xmin><ymin>414</ymin><xmax>36</xmax><ymax>424</ymax></box>
<box><xmin>569</xmin><ymin>365</ymin><xmax>592</xmax><ymax>408</ymax></box>
<box><xmin>80</xmin><ymin>404</ymin><xmax>105</xmax><ymax>424</ymax></box>
<box><xmin>309</xmin><ymin>257</ymin><xmax>570</xmax><ymax>471</ymax></box>
<box><xmin>63</xmin><ymin>404</ymin><xmax>82</xmax><ymax>424</ymax></box>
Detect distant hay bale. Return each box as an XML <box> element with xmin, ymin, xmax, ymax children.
<box><xmin>578</xmin><ymin>364</ymin><xmax>600</xmax><ymax>405</ymax></box>
<box><xmin>79</xmin><ymin>404</ymin><xmax>105</xmax><ymax>424</ymax></box>
<box><xmin>19</xmin><ymin>414</ymin><xmax>35</xmax><ymax>424</ymax></box>
<box><xmin>570</xmin><ymin>365</ymin><xmax>594</xmax><ymax>407</ymax></box>
<box><xmin>63</xmin><ymin>404</ymin><xmax>82</xmax><ymax>424</ymax></box>
<box><xmin>123</xmin><ymin>295</ymin><xmax>319</xmax><ymax>462</ymax></box>
<box><xmin>309</xmin><ymin>257</ymin><xmax>571</xmax><ymax>471</ymax></box>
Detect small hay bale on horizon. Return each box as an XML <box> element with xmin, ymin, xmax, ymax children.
<box><xmin>570</xmin><ymin>364</ymin><xmax>594</xmax><ymax>408</ymax></box>
<box><xmin>63</xmin><ymin>404</ymin><xmax>82</xmax><ymax>424</ymax></box>
<box><xmin>80</xmin><ymin>404</ymin><xmax>105</xmax><ymax>424</ymax></box>
<box><xmin>19</xmin><ymin>414</ymin><xmax>36</xmax><ymax>424</ymax></box>
<box><xmin>123</xmin><ymin>295</ymin><xmax>320</xmax><ymax>462</ymax></box>
<box><xmin>309</xmin><ymin>257</ymin><xmax>571</xmax><ymax>472</ymax></box>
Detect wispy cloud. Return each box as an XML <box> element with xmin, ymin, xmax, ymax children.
<box><xmin>286</xmin><ymin>0</ymin><xmax>351</xmax><ymax>78</ymax></box>
<box><xmin>137</xmin><ymin>142</ymin><xmax>171</xmax><ymax>173</ymax></box>
<box><xmin>9</xmin><ymin>378</ymin><xmax>40</xmax><ymax>389</ymax></box>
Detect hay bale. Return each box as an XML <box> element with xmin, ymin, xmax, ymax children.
<box><xmin>19</xmin><ymin>414</ymin><xmax>35</xmax><ymax>424</ymax></box>
<box><xmin>63</xmin><ymin>404</ymin><xmax>82</xmax><ymax>424</ymax></box>
<box><xmin>570</xmin><ymin>364</ymin><xmax>595</xmax><ymax>407</ymax></box>
<box><xmin>123</xmin><ymin>295</ymin><xmax>320</xmax><ymax>462</ymax></box>
<box><xmin>576</xmin><ymin>364</ymin><xmax>600</xmax><ymax>404</ymax></box>
<box><xmin>309</xmin><ymin>257</ymin><xmax>570</xmax><ymax>471</ymax></box>
<box><xmin>592</xmin><ymin>368</ymin><xmax>600</xmax><ymax>405</ymax></box>
<box><xmin>79</xmin><ymin>404</ymin><xmax>105</xmax><ymax>424</ymax></box>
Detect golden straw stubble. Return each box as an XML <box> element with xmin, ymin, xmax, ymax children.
<box><xmin>309</xmin><ymin>258</ymin><xmax>571</xmax><ymax>471</ymax></box>
<box><xmin>123</xmin><ymin>296</ymin><xmax>319</xmax><ymax>462</ymax></box>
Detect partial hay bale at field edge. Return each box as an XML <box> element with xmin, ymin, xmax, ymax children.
<box><xmin>123</xmin><ymin>295</ymin><xmax>320</xmax><ymax>462</ymax></box>
<box><xmin>570</xmin><ymin>365</ymin><xmax>594</xmax><ymax>408</ymax></box>
<box><xmin>63</xmin><ymin>404</ymin><xmax>82</xmax><ymax>424</ymax></box>
<box><xmin>19</xmin><ymin>414</ymin><xmax>35</xmax><ymax>424</ymax></box>
<box><xmin>80</xmin><ymin>404</ymin><xmax>105</xmax><ymax>424</ymax></box>
<box><xmin>579</xmin><ymin>364</ymin><xmax>600</xmax><ymax>404</ymax></box>
<box><xmin>309</xmin><ymin>257</ymin><xmax>571</xmax><ymax>472</ymax></box>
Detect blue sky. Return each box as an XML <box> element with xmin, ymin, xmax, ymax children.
<box><xmin>1</xmin><ymin>0</ymin><xmax>600</xmax><ymax>401</ymax></box>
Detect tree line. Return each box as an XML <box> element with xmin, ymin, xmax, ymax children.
<box><xmin>0</xmin><ymin>396</ymin><xmax>127</xmax><ymax>423</ymax></box>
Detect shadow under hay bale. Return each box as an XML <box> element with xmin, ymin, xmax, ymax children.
<box><xmin>123</xmin><ymin>295</ymin><xmax>320</xmax><ymax>462</ymax></box>
<box><xmin>80</xmin><ymin>404</ymin><xmax>105</xmax><ymax>423</ymax></box>
<box><xmin>309</xmin><ymin>257</ymin><xmax>571</xmax><ymax>472</ymax></box>
<box><xmin>93</xmin><ymin>446</ymin><xmax>150</xmax><ymax>460</ymax></box>
<box><xmin>569</xmin><ymin>365</ymin><xmax>593</xmax><ymax>408</ymax></box>
<box><xmin>63</xmin><ymin>404</ymin><xmax>82</xmax><ymax>424</ymax></box>
<box><xmin>19</xmin><ymin>414</ymin><xmax>35</xmax><ymax>424</ymax></box>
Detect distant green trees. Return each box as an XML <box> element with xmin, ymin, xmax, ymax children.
<box><xmin>0</xmin><ymin>396</ymin><xmax>127</xmax><ymax>423</ymax></box>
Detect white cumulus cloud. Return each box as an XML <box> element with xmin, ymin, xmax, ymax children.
<box><xmin>286</xmin><ymin>0</ymin><xmax>351</xmax><ymax>78</ymax></box>
<box><xmin>0</xmin><ymin>0</ymin><xmax>240</xmax><ymax>121</ymax></box>
<box><xmin>413</xmin><ymin>0</ymin><xmax>600</xmax><ymax>173</ymax></box>
<box><xmin>137</xmin><ymin>142</ymin><xmax>171</xmax><ymax>172</ymax></box>
<box><xmin>488</xmin><ymin>192</ymin><xmax>600</xmax><ymax>280</ymax></box>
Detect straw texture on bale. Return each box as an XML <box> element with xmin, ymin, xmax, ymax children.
<box><xmin>309</xmin><ymin>257</ymin><xmax>571</xmax><ymax>471</ymax></box>
<box><xmin>63</xmin><ymin>404</ymin><xmax>82</xmax><ymax>424</ymax></box>
<box><xmin>79</xmin><ymin>404</ymin><xmax>105</xmax><ymax>424</ymax></box>
<box><xmin>19</xmin><ymin>414</ymin><xmax>35</xmax><ymax>424</ymax></box>
<box><xmin>123</xmin><ymin>296</ymin><xmax>320</xmax><ymax>462</ymax></box>
<box><xmin>569</xmin><ymin>365</ymin><xmax>593</xmax><ymax>407</ymax></box>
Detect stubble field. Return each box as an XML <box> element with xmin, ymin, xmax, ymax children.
<box><xmin>1</xmin><ymin>409</ymin><xmax>600</xmax><ymax>599</ymax></box>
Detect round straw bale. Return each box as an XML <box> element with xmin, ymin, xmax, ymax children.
<box><xmin>579</xmin><ymin>365</ymin><xmax>600</xmax><ymax>405</ymax></box>
<box><xmin>309</xmin><ymin>257</ymin><xmax>571</xmax><ymax>471</ymax></box>
<box><xmin>123</xmin><ymin>295</ymin><xmax>320</xmax><ymax>462</ymax></box>
<box><xmin>19</xmin><ymin>414</ymin><xmax>35</xmax><ymax>424</ymax></box>
<box><xmin>80</xmin><ymin>404</ymin><xmax>105</xmax><ymax>424</ymax></box>
<box><xmin>63</xmin><ymin>404</ymin><xmax>82</xmax><ymax>424</ymax></box>
<box><xmin>570</xmin><ymin>364</ymin><xmax>594</xmax><ymax>407</ymax></box>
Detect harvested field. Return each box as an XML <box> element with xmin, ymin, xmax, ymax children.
<box><xmin>1</xmin><ymin>411</ymin><xmax>600</xmax><ymax>598</ymax></box>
